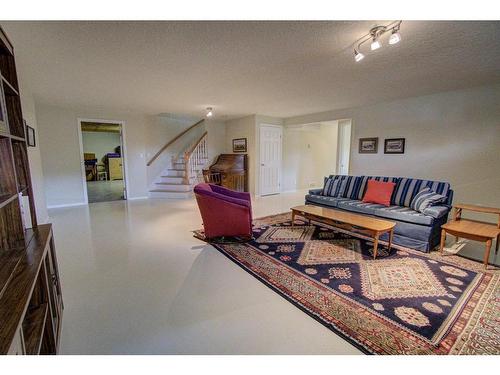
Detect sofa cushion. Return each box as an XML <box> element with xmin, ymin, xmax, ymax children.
<box><xmin>337</xmin><ymin>199</ymin><xmax>385</xmax><ymax>215</ymax></box>
<box><xmin>392</xmin><ymin>178</ymin><xmax>451</xmax><ymax>207</ymax></box>
<box><xmin>323</xmin><ymin>177</ymin><xmax>346</xmax><ymax>197</ymax></box>
<box><xmin>338</xmin><ymin>176</ymin><xmax>361</xmax><ymax>199</ymax></box>
<box><xmin>373</xmin><ymin>205</ymin><xmax>434</xmax><ymax>226</ymax></box>
<box><xmin>349</xmin><ymin>176</ymin><xmax>400</xmax><ymax>200</ymax></box>
<box><xmin>410</xmin><ymin>187</ymin><xmax>448</xmax><ymax>212</ymax></box>
<box><xmin>362</xmin><ymin>180</ymin><xmax>396</xmax><ymax>206</ymax></box>
<box><xmin>305</xmin><ymin>194</ymin><xmax>349</xmax><ymax>208</ymax></box>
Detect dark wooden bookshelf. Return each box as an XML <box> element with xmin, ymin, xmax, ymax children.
<box><xmin>0</xmin><ymin>25</ymin><xmax>63</xmax><ymax>355</ymax></box>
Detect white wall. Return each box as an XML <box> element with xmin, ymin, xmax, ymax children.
<box><xmin>19</xmin><ymin>85</ymin><xmax>49</xmax><ymax>223</ymax></box>
<box><xmin>225</xmin><ymin>114</ymin><xmax>283</xmax><ymax>195</ymax></box>
<box><xmin>283</xmin><ymin>121</ymin><xmax>338</xmax><ymax>191</ymax></box>
<box><xmin>82</xmin><ymin>131</ymin><xmax>121</xmax><ymax>162</ymax></box>
<box><xmin>36</xmin><ymin>102</ymin><xmax>151</xmax><ymax>207</ymax></box>
<box><xmin>285</xmin><ymin>84</ymin><xmax>500</xmax><ymax>208</ymax></box>
<box><xmin>225</xmin><ymin>115</ymin><xmax>258</xmax><ymax>195</ymax></box>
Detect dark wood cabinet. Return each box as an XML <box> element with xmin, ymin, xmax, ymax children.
<box><xmin>0</xmin><ymin>26</ymin><xmax>63</xmax><ymax>355</ymax></box>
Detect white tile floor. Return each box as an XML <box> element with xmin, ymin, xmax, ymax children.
<box><xmin>48</xmin><ymin>191</ymin><xmax>498</xmax><ymax>354</ymax></box>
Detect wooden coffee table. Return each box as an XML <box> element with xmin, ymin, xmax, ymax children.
<box><xmin>291</xmin><ymin>205</ymin><xmax>396</xmax><ymax>259</ymax></box>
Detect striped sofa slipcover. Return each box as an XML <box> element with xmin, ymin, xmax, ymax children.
<box><xmin>305</xmin><ymin>175</ymin><xmax>453</xmax><ymax>252</ymax></box>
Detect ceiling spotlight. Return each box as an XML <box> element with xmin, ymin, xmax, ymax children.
<box><xmin>206</xmin><ymin>107</ymin><xmax>213</xmax><ymax>118</ymax></box>
<box><xmin>370</xmin><ymin>38</ymin><xmax>381</xmax><ymax>51</ymax></box>
<box><xmin>354</xmin><ymin>50</ymin><xmax>365</xmax><ymax>62</ymax></box>
<box><xmin>389</xmin><ymin>30</ymin><xmax>401</xmax><ymax>45</ymax></box>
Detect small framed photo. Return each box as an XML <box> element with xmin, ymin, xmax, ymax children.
<box><xmin>384</xmin><ymin>138</ymin><xmax>405</xmax><ymax>154</ymax></box>
<box><xmin>232</xmin><ymin>138</ymin><xmax>247</xmax><ymax>153</ymax></box>
<box><xmin>359</xmin><ymin>137</ymin><xmax>378</xmax><ymax>153</ymax></box>
<box><xmin>26</xmin><ymin>123</ymin><xmax>36</xmax><ymax>147</ymax></box>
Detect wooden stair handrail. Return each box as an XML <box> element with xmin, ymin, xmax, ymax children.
<box><xmin>184</xmin><ymin>131</ymin><xmax>208</xmax><ymax>158</ymax></box>
<box><xmin>146</xmin><ymin>119</ymin><xmax>204</xmax><ymax>166</ymax></box>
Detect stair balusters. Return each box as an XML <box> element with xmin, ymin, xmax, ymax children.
<box><xmin>184</xmin><ymin>132</ymin><xmax>208</xmax><ymax>185</ymax></box>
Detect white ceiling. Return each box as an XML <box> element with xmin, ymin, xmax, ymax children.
<box><xmin>2</xmin><ymin>21</ymin><xmax>500</xmax><ymax>120</ymax></box>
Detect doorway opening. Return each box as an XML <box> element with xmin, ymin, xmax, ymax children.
<box><xmin>78</xmin><ymin>119</ymin><xmax>127</xmax><ymax>203</ymax></box>
<box><xmin>282</xmin><ymin>119</ymin><xmax>352</xmax><ymax>191</ymax></box>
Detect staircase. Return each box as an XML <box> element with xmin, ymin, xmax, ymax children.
<box><xmin>148</xmin><ymin>125</ymin><xmax>209</xmax><ymax>199</ymax></box>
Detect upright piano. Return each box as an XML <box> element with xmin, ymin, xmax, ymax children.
<box><xmin>203</xmin><ymin>154</ymin><xmax>248</xmax><ymax>192</ymax></box>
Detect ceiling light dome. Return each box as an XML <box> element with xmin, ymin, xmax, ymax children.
<box><xmin>206</xmin><ymin>107</ymin><xmax>213</xmax><ymax>118</ymax></box>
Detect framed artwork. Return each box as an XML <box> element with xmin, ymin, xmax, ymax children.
<box><xmin>358</xmin><ymin>137</ymin><xmax>378</xmax><ymax>153</ymax></box>
<box><xmin>26</xmin><ymin>123</ymin><xmax>36</xmax><ymax>147</ymax></box>
<box><xmin>384</xmin><ymin>138</ymin><xmax>405</xmax><ymax>154</ymax></box>
<box><xmin>232</xmin><ymin>138</ymin><xmax>247</xmax><ymax>153</ymax></box>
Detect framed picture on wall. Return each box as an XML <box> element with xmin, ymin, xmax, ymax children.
<box><xmin>232</xmin><ymin>138</ymin><xmax>247</xmax><ymax>153</ymax></box>
<box><xmin>358</xmin><ymin>137</ymin><xmax>378</xmax><ymax>153</ymax></box>
<box><xmin>26</xmin><ymin>123</ymin><xmax>36</xmax><ymax>147</ymax></box>
<box><xmin>384</xmin><ymin>138</ymin><xmax>405</xmax><ymax>154</ymax></box>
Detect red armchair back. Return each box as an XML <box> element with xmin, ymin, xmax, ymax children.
<box><xmin>194</xmin><ymin>183</ymin><xmax>253</xmax><ymax>240</ymax></box>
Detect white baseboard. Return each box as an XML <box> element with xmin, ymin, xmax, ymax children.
<box><xmin>47</xmin><ymin>202</ymin><xmax>87</xmax><ymax>209</ymax></box>
<box><xmin>127</xmin><ymin>196</ymin><xmax>149</xmax><ymax>200</ymax></box>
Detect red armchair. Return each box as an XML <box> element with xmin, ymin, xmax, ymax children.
<box><xmin>194</xmin><ymin>183</ymin><xmax>253</xmax><ymax>241</ymax></box>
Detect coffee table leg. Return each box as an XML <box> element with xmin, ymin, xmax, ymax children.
<box><xmin>484</xmin><ymin>239</ymin><xmax>492</xmax><ymax>270</ymax></box>
<box><xmin>496</xmin><ymin>234</ymin><xmax>499</xmax><ymax>254</ymax></box>
<box><xmin>440</xmin><ymin>229</ymin><xmax>446</xmax><ymax>255</ymax></box>
<box><xmin>373</xmin><ymin>233</ymin><xmax>379</xmax><ymax>260</ymax></box>
<box><xmin>291</xmin><ymin>210</ymin><xmax>296</xmax><ymax>228</ymax></box>
<box><xmin>388</xmin><ymin>229</ymin><xmax>394</xmax><ymax>251</ymax></box>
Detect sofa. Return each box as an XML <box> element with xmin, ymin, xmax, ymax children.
<box><xmin>305</xmin><ymin>175</ymin><xmax>453</xmax><ymax>252</ymax></box>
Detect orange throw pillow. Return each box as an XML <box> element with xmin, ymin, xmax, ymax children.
<box><xmin>362</xmin><ymin>180</ymin><xmax>396</xmax><ymax>206</ymax></box>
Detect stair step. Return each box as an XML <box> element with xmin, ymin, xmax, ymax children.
<box><xmin>166</xmin><ymin>170</ymin><xmax>186</xmax><ymax>177</ymax></box>
<box><xmin>159</xmin><ymin>176</ymin><xmax>185</xmax><ymax>184</ymax></box>
<box><xmin>154</xmin><ymin>183</ymin><xmax>191</xmax><ymax>192</ymax></box>
<box><xmin>149</xmin><ymin>190</ymin><xmax>192</xmax><ymax>199</ymax></box>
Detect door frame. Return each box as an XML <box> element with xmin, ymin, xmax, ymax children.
<box><xmin>336</xmin><ymin>119</ymin><xmax>352</xmax><ymax>175</ymax></box>
<box><xmin>77</xmin><ymin>118</ymin><xmax>129</xmax><ymax>204</ymax></box>
<box><xmin>259</xmin><ymin>123</ymin><xmax>283</xmax><ymax>196</ymax></box>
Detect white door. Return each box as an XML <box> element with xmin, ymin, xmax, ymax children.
<box><xmin>337</xmin><ymin>120</ymin><xmax>352</xmax><ymax>175</ymax></box>
<box><xmin>260</xmin><ymin>125</ymin><xmax>282</xmax><ymax>196</ymax></box>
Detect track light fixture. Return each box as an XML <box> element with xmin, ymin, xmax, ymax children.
<box><xmin>206</xmin><ymin>107</ymin><xmax>213</xmax><ymax>117</ymax></box>
<box><xmin>353</xmin><ymin>21</ymin><xmax>402</xmax><ymax>62</ymax></box>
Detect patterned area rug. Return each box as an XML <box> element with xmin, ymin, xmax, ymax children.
<box><xmin>194</xmin><ymin>212</ymin><xmax>500</xmax><ymax>354</ymax></box>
